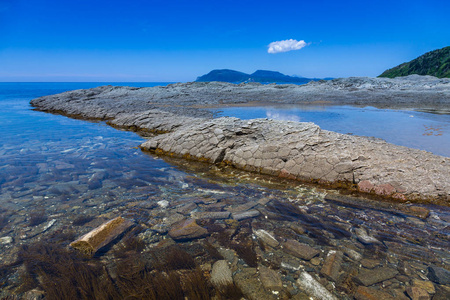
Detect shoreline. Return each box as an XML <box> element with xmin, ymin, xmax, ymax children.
<box><xmin>30</xmin><ymin>76</ymin><xmax>450</xmax><ymax>204</ymax></box>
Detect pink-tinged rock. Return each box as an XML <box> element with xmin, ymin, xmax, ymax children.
<box><xmin>406</xmin><ymin>286</ymin><xmax>430</xmax><ymax>300</ymax></box>
<box><xmin>358</xmin><ymin>180</ymin><xmax>374</xmax><ymax>193</ymax></box>
<box><xmin>168</xmin><ymin>218</ymin><xmax>208</xmax><ymax>241</ymax></box>
<box><xmin>373</xmin><ymin>183</ymin><xmax>396</xmax><ymax>196</ymax></box>
<box><xmin>392</xmin><ymin>193</ymin><xmax>407</xmax><ymax>201</ymax></box>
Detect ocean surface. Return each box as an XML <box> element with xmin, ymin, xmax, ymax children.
<box><xmin>0</xmin><ymin>82</ymin><xmax>449</xmax><ymax>298</ymax></box>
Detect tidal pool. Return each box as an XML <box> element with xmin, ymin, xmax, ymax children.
<box><xmin>213</xmin><ymin>105</ymin><xmax>450</xmax><ymax>157</ymax></box>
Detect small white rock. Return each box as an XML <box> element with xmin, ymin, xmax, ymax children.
<box><xmin>157</xmin><ymin>200</ymin><xmax>170</xmax><ymax>208</ymax></box>
<box><xmin>0</xmin><ymin>236</ymin><xmax>13</xmax><ymax>244</ymax></box>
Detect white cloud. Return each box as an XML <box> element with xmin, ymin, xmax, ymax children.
<box><xmin>267</xmin><ymin>39</ymin><xmax>309</xmax><ymax>54</ymax></box>
<box><xmin>266</xmin><ymin>110</ymin><xmax>301</xmax><ymax>122</ymax></box>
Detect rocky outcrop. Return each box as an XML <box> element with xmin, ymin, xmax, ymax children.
<box><xmin>31</xmin><ymin>75</ymin><xmax>450</xmax><ymax>112</ymax></box>
<box><xmin>29</xmin><ymin>76</ymin><xmax>450</xmax><ymax>203</ymax></box>
<box><xmin>140</xmin><ymin>117</ymin><xmax>450</xmax><ymax>202</ymax></box>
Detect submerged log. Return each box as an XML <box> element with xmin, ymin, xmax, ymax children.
<box><xmin>70</xmin><ymin>216</ymin><xmax>133</xmax><ymax>255</ymax></box>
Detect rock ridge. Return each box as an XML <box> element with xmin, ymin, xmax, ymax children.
<box><xmin>30</xmin><ymin>76</ymin><xmax>450</xmax><ymax>203</ymax></box>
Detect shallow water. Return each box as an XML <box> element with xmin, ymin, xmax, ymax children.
<box><xmin>0</xmin><ymin>83</ymin><xmax>449</xmax><ymax>299</ymax></box>
<box><xmin>213</xmin><ymin>105</ymin><xmax>450</xmax><ymax>157</ymax></box>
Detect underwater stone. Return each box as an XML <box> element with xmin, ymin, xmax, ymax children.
<box><xmin>168</xmin><ymin>218</ymin><xmax>208</xmax><ymax>241</ymax></box>
<box><xmin>232</xmin><ymin>209</ymin><xmax>260</xmax><ymax>220</ymax></box>
<box><xmin>259</xmin><ymin>266</ymin><xmax>283</xmax><ymax>291</ymax></box>
<box><xmin>191</xmin><ymin>211</ymin><xmax>231</xmax><ymax>220</ymax></box>
<box><xmin>211</xmin><ymin>260</ymin><xmax>233</xmax><ymax>288</ymax></box>
<box><xmin>354</xmin><ymin>227</ymin><xmax>381</xmax><ymax>245</ymax></box>
<box><xmin>254</xmin><ymin>229</ymin><xmax>279</xmax><ymax>248</ymax></box>
<box><xmin>427</xmin><ymin>265</ymin><xmax>450</xmax><ymax>285</ymax></box>
<box><xmin>296</xmin><ymin>271</ymin><xmax>338</xmax><ymax>300</ymax></box>
<box><xmin>320</xmin><ymin>250</ymin><xmax>343</xmax><ymax>282</ymax></box>
<box><xmin>282</xmin><ymin>239</ymin><xmax>320</xmax><ymax>261</ymax></box>
<box><xmin>353</xmin><ymin>267</ymin><xmax>398</xmax><ymax>286</ymax></box>
<box><xmin>354</xmin><ymin>286</ymin><xmax>396</xmax><ymax>300</ymax></box>
<box><xmin>157</xmin><ymin>200</ymin><xmax>169</xmax><ymax>208</ymax></box>
<box><xmin>406</xmin><ymin>286</ymin><xmax>430</xmax><ymax>300</ymax></box>
<box><xmin>70</xmin><ymin>216</ymin><xmax>134</xmax><ymax>255</ymax></box>
<box><xmin>0</xmin><ymin>236</ymin><xmax>13</xmax><ymax>244</ymax></box>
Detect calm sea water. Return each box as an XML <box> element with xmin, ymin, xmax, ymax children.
<box><xmin>214</xmin><ymin>105</ymin><xmax>450</xmax><ymax>157</ymax></box>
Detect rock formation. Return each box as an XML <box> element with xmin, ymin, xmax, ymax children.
<box><xmin>30</xmin><ymin>76</ymin><xmax>450</xmax><ymax>203</ymax></box>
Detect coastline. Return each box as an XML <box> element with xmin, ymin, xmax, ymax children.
<box><xmin>30</xmin><ymin>76</ymin><xmax>450</xmax><ymax>204</ymax></box>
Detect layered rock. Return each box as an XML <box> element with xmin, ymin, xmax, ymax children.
<box><xmin>140</xmin><ymin>117</ymin><xmax>450</xmax><ymax>202</ymax></box>
<box><xmin>29</xmin><ymin>77</ymin><xmax>450</xmax><ymax>203</ymax></box>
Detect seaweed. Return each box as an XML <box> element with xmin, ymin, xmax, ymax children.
<box><xmin>203</xmin><ymin>241</ymin><xmax>224</xmax><ymax>260</ymax></box>
<box><xmin>183</xmin><ymin>268</ymin><xmax>213</xmax><ymax>300</ymax></box>
<box><xmin>28</xmin><ymin>210</ymin><xmax>47</xmax><ymax>226</ymax></box>
<box><xmin>0</xmin><ymin>213</ymin><xmax>9</xmax><ymax>231</ymax></box>
<box><xmin>216</xmin><ymin>283</ymin><xmax>244</xmax><ymax>300</ymax></box>
<box><xmin>72</xmin><ymin>215</ymin><xmax>95</xmax><ymax>226</ymax></box>
<box><xmin>113</xmin><ymin>226</ymin><xmax>146</xmax><ymax>258</ymax></box>
<box><xmin>16</xmin><ymin>242</ymin><xmax>120</xmax><ymax>299</ymax></box>
<box><xmin>152</xmin><ymin>245</ymin><xmax>196</xmax><ymax>271</ymax></box>
<box><xmin>232</xmin><ymin>242</ymin><xmax>258</xmax><ymax>268</ymax></box>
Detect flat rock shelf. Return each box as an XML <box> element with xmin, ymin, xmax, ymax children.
<box><xmin>30</xmin><ymin>76</ymin><xmax>450</xmax><ymax>204</ymax></box>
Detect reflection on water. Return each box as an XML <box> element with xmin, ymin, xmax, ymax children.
<box><xmin>0</xmin><ymin>84</ymin><xmax>449</xmax><ymax>298</ymax></box>
<box><xmin>213</xmin><ymin>105</ymin><xmax>450</xmax><ymax>157</ymax></box>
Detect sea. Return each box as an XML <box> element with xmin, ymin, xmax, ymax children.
<box><xmin>0</xmin><ymin>82</ymin><xmax>449</xmax><ymax>298</ymax></box>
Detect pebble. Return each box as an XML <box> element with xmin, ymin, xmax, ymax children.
<box><xmin>353</xmin><ymin>267</ymin><xmax>399</xmax><ymax>286</ymax></box>
<box><xmin>0</xmin><ymin>236</ymin><xmax>13</xmax><ymax>244</ymax></box>
<box><xmin>406</xmin><ymin>286</ymin><xmax>430</xmax><ymax>300</ymax></box>
<box><xmin>354</xmin><ymin>286</ymin><xmax>396</xmax><ymax>300</ymax></box>
<box><xmin>157</xmin><ymin>200</ymin><xmax>169</xmax><ymax>208</ymax></box>
<box><xmin>211</xmin><ymin>260</ymin><xmax>233</xmax><ymax>287</ymax></box>
<box><xmin>427</xmin><ymin>265</ymin><xmax>450</xmax><ymax>285</ymax></box>
<box><xmin>282</xmin><ymin>239</ymin><xmax>320</xmax><ymax>261</ymax></box>
<box><xmin>232</xmin><ymin>209</ymin><xmax>260</xmax><ymax>220</ymax></box>
<box><xmin>168</xmin><ymin>218</ymin><xmax>208</xmax><ymax>241</ymax></box>
<box><xmin>191</xmin><ymin>211</ymin><xmax>231</xmax><ymax>220</ymax></box>
<box><xmin>296</xmin><ymin>271</ymin><xmax>338</xmax><ymax>300</ymax></box>
<box><xmin>254</xmin><ymin>229</ymin><xmax>279</xmax><ymax>248</ymax></box>
<box><xmin>320</xmin><ymin>250</ymin><xmax>343</xmax><ymax>281</ymax></box>
<box><xmin>354</xmin><ymin>227</ymin><xmax>381</xmax><ymax>245</ymax></box>
<box><xmin>259</xmin><ymin>266</ymin><xmax>283</xmax><ymax>291</ymax></box>
<box><xmin>412</xmin><ymin>279</ymin><xmax>435</xmax><ymax>294</ymax></box>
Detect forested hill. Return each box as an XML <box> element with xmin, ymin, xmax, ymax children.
<box><xmin>379</xmin><ymin>46</ymin><xmax>450</xmax><ymax>78</ymax></box>
<box><xmin>196</xmin><ymin>69</ymin><xmax>327</xmax><ymax>83</ymax></box>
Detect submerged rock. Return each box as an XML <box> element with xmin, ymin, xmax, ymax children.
<box><xmin>354</xmin><ymin>286</ymin><xmax>396</xmax><ymax>300</ymax></box>
<box><xmin>282</xmin><ymin>239</ymin><xmax>320</xmax><ymax>261</ymax></box>
<box><xmin>353</xmin><ymin>267</ymin><xmax>399</xmax><ymax>286</ymax></box>
<box><xmin>296</xmin><ymin>271</ymin><xmax>338</xmax><ymax>300</ymax></box>
<box><xmin>70</xmin><ymin>216</ymin><xmax>134</xmax><ymax>255</ymax></box>
<box><xmin>211</xmin><ymin>260</ymin><xmax>233</xmax><ymax>287</ymax></box>
<box><xmin>320</xmin><ymin>250</ymin><xmax>343</xmax><ymax>281</ymax></box>
<box><xmin>427</xmin><ymin>265</ymin><xmax>450</xmax><ymax>285</ymax></box>
<box><xmin>168</xmin><ymin>218</ymin><xmax>208</xmax><ymax>241</ymax></box>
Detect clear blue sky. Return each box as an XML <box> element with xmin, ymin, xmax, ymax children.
<box><xmin>1</xmin><ymin>0</ymin><xmax>449</xmax><ymax>82</ymax></box>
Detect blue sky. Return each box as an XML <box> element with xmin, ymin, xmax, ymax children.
<box><xmin>1</xmin><ymin>0</ymin><xmax>449</xmax><ymax>82</ymax></box>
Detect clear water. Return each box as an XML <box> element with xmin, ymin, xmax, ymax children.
<box><xmin>0</xmin><ymin>83</ymin><xmax>449</xmax><ymax>298</ymax></box>
<box><xmin>213</xmin><ymin>105</ymin><xmax>450</xmax><ymax>157</ymax></box>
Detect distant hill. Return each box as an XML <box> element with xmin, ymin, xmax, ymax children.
<box><xmin>196</xmin><ymin>69</ymin><xmax>324</xmax><ymax>83</ymax></box>
<box><xmin>379</xmin><ymin>46</ymin><xmax>450</xmax><ymax>78</ymax></box>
